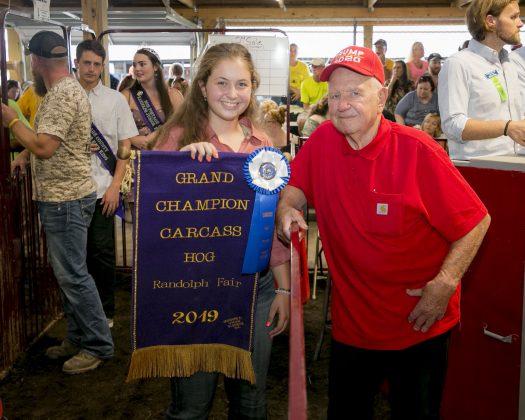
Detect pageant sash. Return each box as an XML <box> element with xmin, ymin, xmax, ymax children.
<box><xmin>128</xmin><ymin>151</ymin><xmax>267</xmax><ymax>383</ymax></box>
<box><xmin>91</xmin><ymin>123</ymin><xmax>117</xmax><ymax>176</ymax></box>
<box><xmin>242</xmin><ymin>147</ymin><xmax>290</xmax><ymax>273</ymax></box>
<box><xmin>131</xmin><ymin>87</ymin><xmax>164</xmax><ymax>132</ymax></box>
<box><xmin>91</xmin><ymin>123</ymin><xmax>124</xmax><ymax>218</ymax></box>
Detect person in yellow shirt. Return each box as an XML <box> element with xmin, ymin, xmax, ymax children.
<box><xmin>17</xmin><ymin>84</ymin><xmax>42</xmax><ymax>128</ymax></box>
<box><xmin>289</xmin><ymin>43</ymin><xmax>310</xmax><ymax>106</ymax></box>
<box><xmin>300</xmin><ymin>58</ymin><xmax>328</xmax><ymax>111</ymax></box>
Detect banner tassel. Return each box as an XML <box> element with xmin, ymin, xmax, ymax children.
<box><xmin>126</xmin><ymin>344</ymin><xmax>256</xmax><ymax>384</ymax></box>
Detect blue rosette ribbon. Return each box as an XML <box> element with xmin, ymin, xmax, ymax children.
<box><xmin>242</xmin><ymin>147</ymin><xmax>290</xmax><ymax>273</ymax></box>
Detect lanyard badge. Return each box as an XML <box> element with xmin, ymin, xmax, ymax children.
<box><xmin>485</xmin><ymin>69</ymin><xmax>508</xmax><ymax>102</ymax></box>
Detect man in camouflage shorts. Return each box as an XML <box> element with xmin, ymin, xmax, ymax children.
<box><xmin>2</xmin><ymin>31</ymin><xmax>114</xmax><ymax>374</ymax></box>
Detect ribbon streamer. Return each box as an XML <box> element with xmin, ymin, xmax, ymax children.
<box><xmin>242</xmin><ymin>147</ymin><xmax>290</xmax><ymax>273</ymax></box>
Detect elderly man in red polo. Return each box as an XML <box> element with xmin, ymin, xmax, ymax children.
<box><xmin>276</xmin><ymin>45</ymin><xmax>490</xmax><ymax>419</ymax></box>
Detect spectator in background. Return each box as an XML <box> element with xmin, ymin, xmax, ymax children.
<box><xmin>117</xmin><ymin>74</ymin><xmax>134</xmax><ymax>93</ymax></box>
<box><xmin>300</xmin><ymin>58</ymin><xmax>328</xmax><ymax>112</ymax></box>
<box><xmin>407</xmin><ymin>41</ymin><xmax>429</xmax><ymax>83</ymax></box>
<box><xmin>258</xmin><ymin>99</ymin><xmax>288</xmax><ymax>148</ymax></box>
<box><xmin>110</xmin><ymin>74</ymin><xmax>119</xmax><ymax>90</ymax></box>
<box><xmin>17</xmin><ymin>84</ymin><xmax>42</xmax><ymax>128</ymax></box>
<box><xmin>421</xmin><ymin>112</ymin><xmax>443</xmax><ymax>138</ymax></box>
<box><xmin>7</xmin><ymin>80</ymin><xmax>20</xmax><ymax>101</ymax></box>
<box><xmin>171</xmin><ymin>78</ymin><xmax>189</xmax><ymax>97</ymax></box>
<box><xmin>421</xmin><ymin>112</ymin><xmax>447</xmax><ymax>151</ymax></box>
<box><xmin>374</xmin><ymin>39</ymin><xmax>395</xmax><ymax>82</ymax></box>
<box><xmin>439</xmin><ymin>0</ymin><xmax>525</xmax><ymax>160</ymax></box>
<box><xmin>168</xmin><ymin>62</ymin><xmax>189</xmax><ymax>96</ymax></box>
<box><xmin>289</xmin><ymin>43</ymin><xmax>310</xmax><ymax>106</ymax></box>
<box><xmin>3</xmin><ymin>95</ymin><xmax>30</xmax><ymax>150</ymax></box>
<box><xmin>21</xmin><ymin>80</ymin><xmax>33</xmax><ymax>92</ymax></box>
<box><xmin>301</xmin><ymin>94</ymin><xmax>329</xmax><ymax>137</ymax></box>
<box><xmin>426</xmin><ymin>53</ymin><xmax>443</xmax><ymax>88</ymax></box>
<box><xmin>385</xmin><ymin>60</ymin><xmax>414</xmax><ymax>115</ymax></box>
<box><xmin>395</xmin><ymin>75</ymin><xmax>439</xmax><ymax>126</ymax></box>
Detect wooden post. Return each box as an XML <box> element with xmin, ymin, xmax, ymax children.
<box><xmin>6</xmin><ymin>28</ymin><xmax>23</xmax><ymax>82</ymax></box>
<box><xmin>81</xmin><ymin>0</ymin><xmax>110</xmax><ymax>86</ymax></box>
<box><xmin>363</xmin><ymin>25</ymin><xmax>373</xmax><ymax>49</ymax></box>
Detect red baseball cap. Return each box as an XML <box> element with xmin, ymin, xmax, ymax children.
<box><xmin>320</xmin><ymin>45</ymin><xmax>385</xmax><ymax>85</ymax></box>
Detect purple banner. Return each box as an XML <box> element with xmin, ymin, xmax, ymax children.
<box><xmin>128</xmin><ymin>151</ymin><xmax>258</xmax><ymax>383</ymax></box>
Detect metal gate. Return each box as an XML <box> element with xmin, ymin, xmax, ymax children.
<box><xmin>0</xmin><ymin>8</ymin><xmax>62</xmax><ymax>378</ymax></box>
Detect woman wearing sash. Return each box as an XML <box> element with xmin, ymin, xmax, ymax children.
<box><xmin>153</xmin><ymin>43</ymin><xmax>290</xmax><ymax>420</ymax></box>
<box><xmin>121</xmin><ymin>47</ymin><xmax>183</xmax><ymax>149</ymax></box>
<box><xmin>120</xmin><ymin>48</ymin><xmax>183</xmax><ymax>218</ymax></box>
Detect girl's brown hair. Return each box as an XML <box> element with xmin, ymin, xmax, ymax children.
<box><xmin>153</xmin><ymin>43</ymin><xmax>260</xmax><ymax>149</ymax></box>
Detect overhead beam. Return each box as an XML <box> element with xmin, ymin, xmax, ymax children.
<box><xmin>174</xmin><ymin>7</ymin><xmax>467</xmax><ymax>27</ymax></box>
<box><xmin>451</xmin><ymin>0</ymin><xmax>471</xmax><ymax>7</ymax></box>
<box><xmin>82</xmin><ymin>0</ymin><xmax>110</xmax><ymax>85</ymax></box>
<box><xmin>176</xmin><ymin>0</ymin><xmax>195</xmax><ymax>9</ymax></box>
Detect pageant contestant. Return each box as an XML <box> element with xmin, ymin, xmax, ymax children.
<box><xmin>153</xmin><ymin>42</ymin><xmax>291</xmax><ymax>419</ymax></box>
<box><xmin>121</xmin><ymin>47</ymin><xmax>183</xmax><ymax>149</ymax></box>
<box><xmin>120</xmin><ymin>48</ymin><xmax>184</xmax><ymax>219</ymax></box>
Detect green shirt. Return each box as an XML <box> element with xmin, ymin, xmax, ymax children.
<box><xmin>8</xmin><ymin>98</ymin><xmax>30</xmax><ymax>139</ymax></box>
<box><xmin>300</xmin><ymin>77</ymin><xmax>328</xmax><ymax>106</ymax></box>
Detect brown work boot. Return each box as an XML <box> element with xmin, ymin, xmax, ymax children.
<box><xmin>45</xmin><ymin>340</ymin><xmax>79</xmax><ymax>360</ymax></box>
<box><xmin>62</xmin><ymin>351</ymin><xmax>102</xmax><ymax>375</ymax></box>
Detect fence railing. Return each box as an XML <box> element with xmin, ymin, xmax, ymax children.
<box><xmin>0</xmin><ymin>168</ymin><xmax>60</xmax><ymax>378</ymax></box>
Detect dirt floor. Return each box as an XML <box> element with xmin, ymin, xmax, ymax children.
<box><xmin>0</xmin><ymin>263</ymin><xmax>392</xmax><ymax>420</ymax></box>
<box><xmin>0</xmin><ymin>272</ymin><xmax>339</xmax><ymax>420</ymax></box>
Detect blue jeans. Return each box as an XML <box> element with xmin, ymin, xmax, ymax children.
<box><xmin>38</xmin><ymin>193</ymin><xmax>114</xmax><ymax>359</ymax></box>
<box><xmin>166</xmin><ymin>270</ymin><xmax>275</xmax><ymax>420</ymax></box>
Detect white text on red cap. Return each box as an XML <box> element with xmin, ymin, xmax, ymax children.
<box><xmin>334</xmin><ymin>48</ymin><xmax>365</xmax><ymax>64</ymax></box>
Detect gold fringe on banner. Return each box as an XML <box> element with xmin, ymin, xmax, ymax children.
<box><xmin>126</xmin><ymin>343</ymin><xmax>256</xmax><ymax>384</ymax></box>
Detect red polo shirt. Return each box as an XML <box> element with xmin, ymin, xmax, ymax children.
<box><xmin>290</xmin><ymin>117</ymin><xmax>487</xmax><ymax>350</ymax></box>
